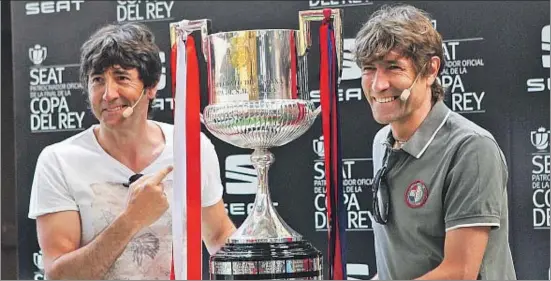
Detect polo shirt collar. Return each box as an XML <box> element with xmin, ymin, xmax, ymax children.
<box><xmin>382</xmin><ymin>100</ymin><xmax>451</xmax><ymax>159</ymax></box>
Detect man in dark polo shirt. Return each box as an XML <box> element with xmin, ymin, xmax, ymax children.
<box><xmin>353</xmin><ymin>4</ymin><xmax>516</xmax><ymax>280</ymax></box>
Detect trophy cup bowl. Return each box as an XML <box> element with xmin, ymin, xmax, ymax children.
<box><xmin>203</xmin><ymin>99</ymin><xmax>318</xmax><ymax>149</ymax></box>
<box><xmin>172</xmin><ymin>10</ymin><xmax>342</xmax><ymax>279</ymax></box>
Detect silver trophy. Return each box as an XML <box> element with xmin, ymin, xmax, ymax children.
<box><xmin>171</xmin><ymin>9</ymin><xmax>343</xmax><ymax>279</ymax></box>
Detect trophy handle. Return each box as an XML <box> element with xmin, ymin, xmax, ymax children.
<box><xmin>298</xmin><ymin>9</ymin><xmax>343</xmax><ymax>74</ymax></box>
<box><xmin>298</xmin><ymin>9</ymin><xmax>343</xmax><ymax>117</ymax></box>
<box><xmin>170</xmin><ymin>19</ymin><xmax>211</xmax><ymax>62</ymax></box>
<box><xmin>170</xmin><ymin>19</ymin><xmax>212</xmax><ymax>124</ymax></box>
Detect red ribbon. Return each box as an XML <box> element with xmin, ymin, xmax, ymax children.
<box><xmin>320</xmin><ymin>9</ymin><xmax>347</xmax><ymax>280</ymax></box>
<box><xmin>290</xmin><ymin>31</ymin><xmax>298</xmax><ymax>99</ymax></box>
<box><xmin>170</xmin><ymin>34</ymin><xmax>202</xmax><ymax>280</ymax></box>
<box><xmin>185</xmin><ymin>34</ymin><xmax>202</xmax><ymax>281</ymax></box>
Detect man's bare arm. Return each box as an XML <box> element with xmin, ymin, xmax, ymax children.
<box><xmin>414</xmin><ymin>226</ymin><xmax>490</xmax><ymax>280</ymax></box>
<box><xmin>37</xmin><ymin>210</ymin><xmax>140</xmax><ymax>280</ymax></box>
<box><xmin>201</xmin><ymin>199</ymin><xmax>236</xmax><ymax>254</ymax></box>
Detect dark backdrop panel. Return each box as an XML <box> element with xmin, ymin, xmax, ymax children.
<box><xmin>9</xmin><ymin>1</ymin><xmax>549</xmax><ymax>280</ymax></box>
<box><xmin>503</xmin><ymin>2</ymin><xmax>551</xmax><ymax>279</ymax></box>
<box><xmin>1</xmin><ymin>0</ymin><xmax>18</xmax><ymax>280</ymax></box>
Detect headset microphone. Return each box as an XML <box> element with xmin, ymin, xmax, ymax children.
<box><xmin>399</xmin><ymin>88</ymin><xmax>412</xmax><ymax>102</ymax></box>
<box><xmin>399</xmin><ymin>71</ymin><xmax>421</xmax><ymax>102</ymax></box>
<box><xmin>399</xmin><ymin>62</ymin><xmax>428</xmax><ymax>102</ymax></box>
<box><xmin>122</xmin><ymin>89</ymin><xmax>146</xmax><ymax>118</ymax></box>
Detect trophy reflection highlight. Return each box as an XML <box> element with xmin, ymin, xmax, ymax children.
<box><xmin>171</xmin><ymin>9</ymin><xmax>343</xmax><ymax>279</ymax></box>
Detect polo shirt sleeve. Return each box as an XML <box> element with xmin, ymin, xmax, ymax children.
<box><xmin>201</xmin><ymin>133</ymin><xmax>224</xmax><ymax>207</ymax></box>
<box><xmin>443</xmin><ymin>134</ymin><xmax>507</xmax><ymax>232</ymax></box>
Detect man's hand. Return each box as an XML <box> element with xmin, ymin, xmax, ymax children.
<box><xmin>123</xmin><ymin>165</ymin><xmax>173</xmax><ymax>229</ymax></box>
<box><xmin>36</xmin><ymin>166</ymin><xmax>173</xmax><ymax>280</ymax></box>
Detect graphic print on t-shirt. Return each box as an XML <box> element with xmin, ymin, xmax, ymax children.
<box><xmin>89</xmin><ymin>181</ymin><xmax>173</xmax><ymax>279</ymax></box>
<box><xmin>129</xmin><ymin>232</ymin><xmax>160</xmax><ymax>266</ymax></box>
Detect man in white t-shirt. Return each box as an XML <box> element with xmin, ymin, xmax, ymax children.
<box><xmin>27</xmin><ymin>22</ymin><xmax>236</xmax><ymax>280</ymax></box>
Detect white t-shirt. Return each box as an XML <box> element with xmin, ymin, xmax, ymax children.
<box><xmin>28</xmin><ymin>121</ymin><xmax>223</xmax><ymax>280</ymax></box>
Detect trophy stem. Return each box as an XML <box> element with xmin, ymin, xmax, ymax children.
<box><xmin>227</xmin><ymin>148</ymin><xmax>302</xmax><ymax>244</ymax></box>
<box><xmin>211</xmin><ymin>148</ymin><xmax>322</xmax><ymax>279</ymax></box>
<box><xmin>251</xmin><ymin>148</ymin><xmax>274</xmax><ymax>199</ymax></box>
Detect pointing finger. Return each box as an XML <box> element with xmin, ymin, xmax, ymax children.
<box><xmin>147</xmin><ymin>165</ymin><xmax>173</xmax><ymax>186</ymax></box>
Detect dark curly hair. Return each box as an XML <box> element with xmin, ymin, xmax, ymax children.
<box><xmin>79</xmin><ymin>22</ymin><xmax>162</xmax><ymax>113</ymax></box>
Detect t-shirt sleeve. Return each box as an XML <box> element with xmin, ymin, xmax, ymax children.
<box><xmin>201</xmin><ymin>134</ymin><xmax>224</xmax><ymax>207</ymax></box>
<box><xmin>443</xmin><ymin>134</ymin><xmax>507</xmax><ymax>231</ymax></box>
<box><xmin>28</xmin><ymin>145</ymin><xmax>78</xmax><ymax>219</ymax></box>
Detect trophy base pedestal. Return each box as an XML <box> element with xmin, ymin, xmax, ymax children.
<box><xmin>209</xmin><ymin>241</ymin><xmax>323</xmax><ymax>280</ymax></box>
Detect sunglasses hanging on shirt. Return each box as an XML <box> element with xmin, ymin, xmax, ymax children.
<box><xmin>372</xmin><ymin>148</ymin><xmax>392</xmax><ymax>225</ymax></box>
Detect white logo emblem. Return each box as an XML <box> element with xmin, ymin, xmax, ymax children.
<box><xmin>29</xmin><ymin>44</ymin><xmax>47</xmax><ymax>65</ymax></box>
<box><xmin>347</xmin><ymin>263</ymin><xmax>370</xmax><ymax>280</ymax></box>
<box><xmin>33</xmin><ymin>250</ymin><xmax>44</xmax><ymax>270</ymax></box>
<box><xmin>341</xmin><ymin>39</ymin><xmax>362</xmax><ymax>81</ymax></box>
<box><xmin>313</xmin><ymin>136</ymin><xmax>324</xmax><ymax>158</ymax></box>
<box><xmin>25</xmin><ymin>1</ymin><xmax>85</xmax><ymax>16</ymax></box>
<box><xmin>531</xmin><ymin>127</ymin><xmax>550</xmax><ymax>151</ymax></box>
<box><xmin>225</xmin><ymin>154</ymin><xmax>257</xmax><ymax>195</ymax></box>
<box><xmin>156</xmin><ymin>51</ymin><xmax>166</xmax><ymax>90</ymax></box>
<box><xmin>542</xmin><ymin>25</ymin><xmax>550</xmax><ymax>68</ymax></box>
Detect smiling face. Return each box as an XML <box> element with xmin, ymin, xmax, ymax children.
<box><xmin>361</xmin><ymin>50</ymin><xmax>433</xmax><ymax>125</ymax></box>
<box><xmin>353</xmin><ymin>5</ymin><xmax>446</xmax><ymax>123</ymax></box>
<box><xmin>88</xmin><ymin>65</ymin><xmax>147</xmax><ymax>127</ymax></box>
<box><xmin>79</xmin><ymin>23</ymin><xmax>163</xmax><ymax>127</ymax></box>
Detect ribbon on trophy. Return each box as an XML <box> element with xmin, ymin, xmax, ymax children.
<box><xmin>319</xmin><ymin>8</ymin><xmax>347</xmax><ymax>280</ymax></box>
<box><xmin>170</xmin><ymin>23</ymin><xmax>203</xmax><ymax>280</ymax></box>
